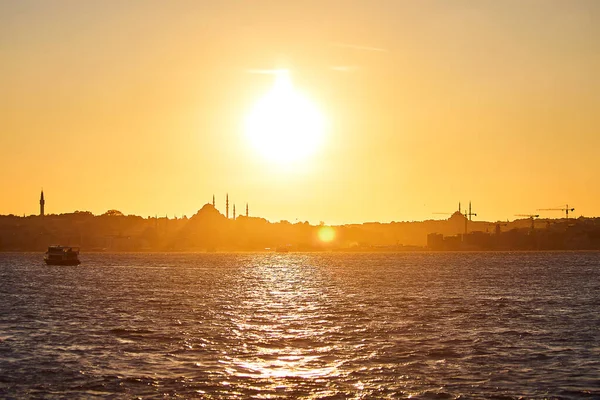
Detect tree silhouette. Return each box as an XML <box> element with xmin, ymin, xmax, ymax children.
<box><xmin>102</xmin><ymin>210</ymin><xmax>124</xmax><ymax>217</ymax></box>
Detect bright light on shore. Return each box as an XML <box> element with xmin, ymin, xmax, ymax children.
<box><xmin>318</xmin><ymin>226</ymin><xmax>336</xmax><ymax>242</ymax></box>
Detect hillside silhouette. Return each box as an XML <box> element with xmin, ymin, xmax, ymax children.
<box><xmin>1</xmin><ymin>206</ymin><xmax>600</xmax><ymax>252</ymax></box>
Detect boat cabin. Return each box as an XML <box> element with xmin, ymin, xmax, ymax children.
<box><xmin>45</xmin><ymin>245</ymin><xmax>81</xmax><ymax>265</ymax></box>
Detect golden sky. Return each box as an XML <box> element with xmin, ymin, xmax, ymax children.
<box><xmin>2</xmin><ymin>1</ymin><xmax>599</xmax><ymax>224</ymax></box>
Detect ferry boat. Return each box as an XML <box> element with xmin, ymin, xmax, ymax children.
<box><xmin>44</xmin><ymin>245</ymin><xmax>81</xmax><ymax>265</ymax></box>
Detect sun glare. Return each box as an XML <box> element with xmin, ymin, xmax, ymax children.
<box><xmin>318</xmin><ymin>226</ymin><xmax>336</xmax><ymax>242</ymax></box>
<box><xmin>245</xmin><ymin>70</ymin><xmax>325</xmax><ymax>164</ymax></box>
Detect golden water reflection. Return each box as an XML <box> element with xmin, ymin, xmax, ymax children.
<box><xmin>222</xmin><ymin>255</ymin><xmax>343</xmax><ymax>381</ymax></box>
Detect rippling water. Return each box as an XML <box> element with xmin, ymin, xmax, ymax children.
<box><xmin>1</xmin><ymin>252</ymin><xmax>599</xmax><ymax>399</ymax></box>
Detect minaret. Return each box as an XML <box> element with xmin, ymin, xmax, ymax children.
<box><xmin>212</xmin><ymin>194</ymin><xmax>215</xmax><ymax>207</ymax></box>
<box><xmin>469</xmin><ymin>201</ymin><xmax>472</xmax><ymax>221</ymax></box>
<box><xmin>458</xmin><ymin>202</ymin><xmax>461</xmax><ymax>214</ymax></box>
<box><xmin>40</xmin><ymin>190</ymin><xmax>45</xmax><ymax>216</ymax></box>
<box><xmin>226</xmin><ymin>193</ymin><xmax>229</xmax><ymax>219</ymax></box>
<box><xmin>246</xmin><ymin>203</ymin><xmax>249</xmax><ymax>217</ymax></box>
<box><xmin>233</xmin><ymin>204</ymin><xmax>236</xmax><ymax>220</ymax></box>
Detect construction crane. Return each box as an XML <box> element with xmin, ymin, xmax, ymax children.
<box><xmin>515</xmin><ymin>214</ymin><xmax>539</xmax><ymax>230</ymax></box>
<box><xmin>432</xmin><ymin>212</ymin><xmax>453</xmax><ymax>218</ymax></box>
<box><xmin>466</xmin><ymin>201</ymin><xmax>476</xmax><ymax>221</ymax></box>
<box><xmin>537</xmin><ymin>204</ymin><xmax>574</xmax><ymax>220</ymax></box>
<box><xmin>433</xmin><ymin>202</ymin><xmax>463</xmax><ymax>218</ymax></box>
<box><xmin>432</xmin><ymin>201</ymin><xmax>475</xmax><ymax>234</ymax></box>
<box><xmin>465</xmin><ymin>201</ymin><xmax>477</xmax><ymax>234</ymax></box>
<box><xmin>435</xmin><ymin>201</ymin><xmax>476</xmax><ymax>234</ymax></box>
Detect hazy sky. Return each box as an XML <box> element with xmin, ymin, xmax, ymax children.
<box><xmin>2</xmin><ymin>1</ymin><xmax>599</xmax><ymax>224</ymax></box>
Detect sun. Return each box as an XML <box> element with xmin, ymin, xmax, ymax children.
<box><xmin>245</xmin><ymin>70</ymin><xmax>325</xmax><ymax>164</ymax></box>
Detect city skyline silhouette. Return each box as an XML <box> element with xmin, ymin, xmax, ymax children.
<box><xmin>1</xmin><ymin>188</ymin><xmax>597</xmax><ymax>252</ymax></box>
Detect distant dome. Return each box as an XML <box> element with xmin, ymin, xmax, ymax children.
<box><xmin>190</xmin><ymin>203</ymin><xmax>225</xmax><ymax>221</ymax></box>
<box><xmin>449</xmin><ymin>211</ymin><xmax>467</xmax><ymax>221</ymax></box>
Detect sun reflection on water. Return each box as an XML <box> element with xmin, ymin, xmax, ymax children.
<box><xmin>233</xmin><ymin>357</ymin><xmax>339</xmax><ymax>379</ymax></box>
<box><xmin>219</xmin><ymin>255</ymin><xmax>343</xmax><ymax>382</ymax></box>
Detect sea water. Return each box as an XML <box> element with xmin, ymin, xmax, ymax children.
<box><xmin>1</xmin><ymin>252</ymin><xmax>599</xmax><ymax>399</ymax></box>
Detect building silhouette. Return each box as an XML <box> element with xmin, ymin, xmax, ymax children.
<box><xmin>40</xmin><ymin>190</ymin><xmax>45</xmax><ymax>216</ymax></box>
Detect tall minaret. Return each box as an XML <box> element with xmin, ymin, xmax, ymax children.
<box><xmin>212</xmin><ymin>194</ymin><xmax>215</xmax><ymax>207</ymax></box>
<box><xmin>40</xmin><ymin>190</ymin><xmax>45</xmax><ymax>216</ymax></box>
<box><xmin>233</xmin><ymin>204</ymin><xmax>236</xmax><ymax>220</ymax></box>
<box><xmin>226</xmin><ymin>193</ymin><xmax>229</xmax><ymax>219</ymax></box>
<box><xmin>246</xmin><ymin>203</ymin><xmax>249</xmax><ymax>217</ymax></box>
<box><xmin>458</xmin><ymin>202</ymin><xmax>461</xmax><ymax>214</ymax></box>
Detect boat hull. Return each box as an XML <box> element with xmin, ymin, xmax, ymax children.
<box><xmin>44</xmin><ymin>259</ymin><xmax>81</xmax><ymax>266</ymax></box>
<box><xmin>45</xmin><ymin>245</ymin><xmax>81</xmax><ymax>265</ymax></box>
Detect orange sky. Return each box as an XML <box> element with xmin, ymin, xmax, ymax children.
<box><xmin>2</xmin><ymin>1</ymin><xmax>599</xmax><ymax>224</ymax></box>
